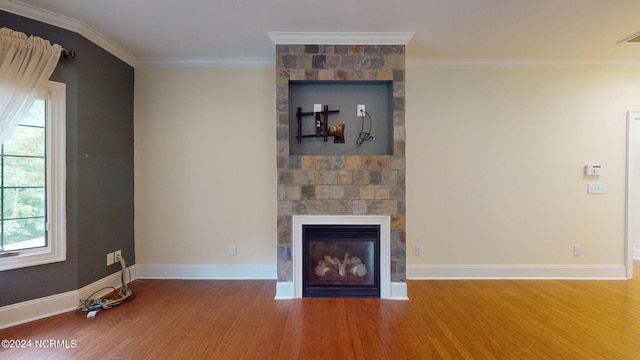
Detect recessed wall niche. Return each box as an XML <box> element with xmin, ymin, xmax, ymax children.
<box><xmin>289</xmin><ymin>81</ymin><xmax>393</xmax><ymax>155</ymax></box>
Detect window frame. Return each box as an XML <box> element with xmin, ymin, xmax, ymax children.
<box><xmin>0</xmin><ymin>81</ymin><xmax>66</xmax><ymax>271</ymax></box>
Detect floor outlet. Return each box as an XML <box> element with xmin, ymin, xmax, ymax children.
<box><xmin>415</xmin><ymin>245</ymin><xmax>424</xmax><ymax>256</ymax></box>
<box><xmin>229</xmin><ymin>245</ymin><xmax>237</xmax><ymax>256</ymax></box>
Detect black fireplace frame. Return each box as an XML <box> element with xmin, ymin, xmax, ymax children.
<box><xmin>302</xmin><ymin>224</ymin><xmax>381</xmax><ymax>298</ymax></box>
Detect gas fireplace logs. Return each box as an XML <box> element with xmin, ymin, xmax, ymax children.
<box><xmin>314</xmin><ymin>253</ymin><xmax>367</xmax><ymax>277</ymax></box>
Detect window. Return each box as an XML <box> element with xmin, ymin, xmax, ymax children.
<box><xmin>0</xmin><ymin>81</ymin><xmax>66</xmax><ymax>271</ymax></box>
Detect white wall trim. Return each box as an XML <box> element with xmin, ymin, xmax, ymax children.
<box><xmin>267</xmin><ymin>32</ymin><xmax>415</xmax><ymax>45</ymax></box>
<box><xmin>390</xmin><ymin>282</ymin><xmax>409</xmax><ymax>300</ymax></box>
<box><xmin>407</xmin><ymin>58</ymin><xmax>640</xmax><ymax>70</ymax></box>
<box><xmin>626</xmin><ymin>111</ymin><xmax>640</xmax><ymax>279</ymax></box>
<box><xmin>274</xmin><ymin>282</ymin><xmax>294</xmax><ymax>300</ymax></box>
<box><xmin>0</xmin><ymin>267</ymin><xmax>133</xmax><ymax>330</ymax></box>
<box><xmin>135</xmin><ymin>57</ymin><xmax>275</xmax><ymax>69</ymax></box>
<box><xmin>0</xmin><ymin>0</ymin><xmax>136</xmax><ymax>66</ymax></box>
<box><xmin>407</xmin><ymin>264</ymin><xmax>627</xmax><ymax>280</ymax></box>
<box><xmin>135</xmin><ymin>264</ymin><xmax>277</xmax><ymax>280</ymax></box>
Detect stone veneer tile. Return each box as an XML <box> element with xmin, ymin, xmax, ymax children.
<box><xmin>315</xmin><ymin>185</ymin><xmax>331</xmax><ymax>200</ymax></box>
<box><xmin>288</xmin><ymin>156</ymin><xmax>301</xmax><ymax>169</ymax></box>
<box><xmin>301</xmin><ymin>185</ymin><xmax>315</xmax><ymax>199</ymax></box>
<box><xmin>286</xmin><ymin>185</ymin><xmax>301</xmax><ymax>200</ymax></box>
<box><xmin>359</xmin><ymin>185</ymin><xmax>375</xmax><ymax>200</ymax></box>
<box><xmin>278</xmin><ymin>201</ymin><xmax>292</xmax><ymax>216</ymax></box>
<box><xmin>353</xmin><ymin>170</ymin><xmax>370</xmax><ymax>185</ymax></box>
<box><xmin>381</xmin><ymin>200</ymin><xmax>398</xmax><ymax>215</ymax></box>
<box><xmin>277</xmin><ymin>216</ymin><xmax>291</xmax><ymax>232</ymax></box>
<box><xmin>344</xmin><ymin>185</ymin><xmax>360</xmax><ymax>199</ymax></box>
<box><xmin>337</xmin><ymin>170</ymin><xmax>353</xmax><ymax>184</ymax></box>
<box><xmin>329</xmin><ymin>185</ymin><xmax>345</xmax><ymax>200</ymax></box>
<box><xmin>323</xmin><ymin>200</ymin><xmax>351</xmax><ymax>215</ymax></box>
<box><xmin>369</xmin><ymin>170</ymin><xmax>382</xmax><ymax>185</ymax></box>
<box><xmin>363</xmin><ymin>156</ymin><xmax>390</xmax><ymax>170</ymax></box>
<box><xmin>352</xmin><ymin>200</ymin><xmax>367</xmax><ymax>215</ymax></box>
<box><xmin>318</xmin><ymin>69</ymin><xmax>334</xmax><ymax>80</ymax></box>
<box><xmin>374</xmin><ymin>185</ymin><xmax>390</xmax><ymax>199</ymax></box>
<box><xmin>301</xmin><ymin>156</ymin><xmax>316</xmax><ymax>170</ymax></box>
<box><xmin>349</xmin><ymin>45</ymin><xmax>364</xmax><ymax>54</ymax></box>
<box><xmin>391</xmin><ymin>215</ymin><xmax>405</xmax><ymax>230</ymax></box>
<box><xmin>390</xmin><ymin>156</ymin><xmax>405</xmax><ymax>170</ymax></box>
<box><xmin>278</xmin><ymin>170</ymin><xmax>292</xmax><ymax>184</ymax></box>
<box><xmin>382</xmin><ymin>170</ymin><xmax>398</xmax><ymax>185</ymax></box>
<box><xmin>293</xmin><ymin>170</ymin><xmax>314</xmax><ymax>185</ymax></box>
<box><xmin>315</xmin><ymin>171</ymin><xmax>337</xmax><ymax>185</ymax></box>
<box><xmin>346</xmin><ymin>156</ymin><xmax>362</xmax><ymax>169</ymax></box>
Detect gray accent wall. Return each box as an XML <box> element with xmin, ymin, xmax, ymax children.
<box><xmin>0</xmin><ymin>11</ymin><xmax>135</xmax><ymax>306</ymax></box>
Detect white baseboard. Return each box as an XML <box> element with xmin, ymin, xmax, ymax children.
<box><xmin>0</xmin><ymin>266</ymin><xmax>134</xmax><ymax>330</ymax></box>
<box><xmin>135</xmin><ymin>264</ymin><xmax>277</xmax><ymax>280</ymax></box>
<box><xmin>407</xmin><ymin>264</ymin><xmax>627</xmax><ymax>280</ymax></box>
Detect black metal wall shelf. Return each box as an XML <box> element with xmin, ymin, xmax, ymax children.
<box><xmin>296</xmin><ymin>105</ymin><xmax>344</xmax><ymax>144</ymax></box>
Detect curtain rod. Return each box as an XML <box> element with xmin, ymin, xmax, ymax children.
<box><xmin>60</xmin><ymin>48</ymin><xmax>75</xmax><ymax>59</ymax></box>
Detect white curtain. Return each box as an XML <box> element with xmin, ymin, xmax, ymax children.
<box><xmin>0</xmin><ymin>27</ymin><xmax>61</xmax><ymax>144</ymax></box>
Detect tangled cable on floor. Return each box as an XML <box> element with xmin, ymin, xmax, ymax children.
<box><xmin>76</xmin><ymin>254</ymin><xmax>135</xmax><ymax>318</ymax></box>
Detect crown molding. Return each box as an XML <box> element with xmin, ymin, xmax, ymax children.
<box><xmin>267</xmin><ymin>32</ymin><xmax>415</xmax><ymax>45</ymax></box>
<box><xmin>0</xmin><ymin>0</ymin><xmax>136</xmax><ymax>66</ymax></box>
<box><xmin>136</xmin><ymin>57</ymin><xmax>275</xmax><ymax>69</ymax></box>
<box><xmin>407</xmin><ymin>58</ymin><xmax>640</xmax><ymax>70</ymax></box>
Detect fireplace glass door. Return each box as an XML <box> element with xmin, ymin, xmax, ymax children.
<box><xmin>302</xmin><ymin>224</ymin><xmax>380</xmax><ymax>298</ymax></box>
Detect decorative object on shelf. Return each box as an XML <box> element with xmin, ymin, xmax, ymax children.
<box><xmin>314</xmin><ymin>253</ymin><xmax>367</xmax><ymax>277</ymax></box>
<box><xmin>296</xmin><ymin>105</ymin><xmax>344</xmax><ymax>144</ymax></box>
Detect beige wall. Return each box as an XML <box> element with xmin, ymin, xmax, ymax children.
<box><xmin>134</xmin><ymin>65</ymin><xmax>640</xmax><ymax>270</ymax></box>
<box><xmin>407</xmin><ymin>68</ymin><xmax>640</xmax><ymax>266</ymax></box>
<box><xmin>134</xmin><ymin>67</ymin><xmax>276</xmax><ymax>265</ymax></box>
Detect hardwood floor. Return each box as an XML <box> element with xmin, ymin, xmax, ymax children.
<box><xmin>2</xmin><ymin>262</ymin><xmax>640</xmax><ymax>359</ymax></box>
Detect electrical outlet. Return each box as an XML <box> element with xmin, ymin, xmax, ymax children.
<box><xmin>114</xmin><ymin>250</ymin><xmax>122</xmax><ymax>261</ymax></box>
<box><xmin>573</xmin><ymin>245</ymin><xmax>582</xmax><ymax>256</ymax></box>
<box><xmin>357</xmin><ymin>104</ymin><xmax>365</xmax><ymax>116</ymax></box>
<box><xmin>107</xmin><ymin>252</ymin><xmax>115</xmax><ymax>266</ymax></box>
<box><xmin>314</xmin><ymin>104</ymin><xmax>322</xmax><ymax>112</ymax></box>
<box><xmin>229</xmin><ymin>245</ymin><xmax>237</xmax><ymax>256</ymax></box>
<box><xmin>415</xmin><ymin>245</ymin><xmax>424</xmax><ymax>256</ymax></box>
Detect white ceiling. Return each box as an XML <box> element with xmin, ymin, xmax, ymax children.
<box><xmin>4</xmin><ymin>0</ymin><xmax>640</xmax><ymax>67</ymax></box>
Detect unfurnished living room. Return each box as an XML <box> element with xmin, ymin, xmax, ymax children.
<box><xmin>1</xmin><ymin>0</ymin><xmax>640</xmax><ymax>358</ymax></box>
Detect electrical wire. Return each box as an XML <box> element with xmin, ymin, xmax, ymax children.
<box><xmin>76</xmin><ymin>254</ymin><xmax>135</xmax><ymax>317</ymax></box>
<box><xmin>356</xmin><ymin>109</ymin><xmax>375</xmax><ymax>148</ymax></box>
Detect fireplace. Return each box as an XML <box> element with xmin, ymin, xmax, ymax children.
<box><xmin>277</xmin><ymin>215</ymin><xmax>395</xmax><ymax>299</ymax></box>
<box><xmin>303</xmin><ymin>224</ymin><xmax>380</xmax><ymax>298</ymax></box>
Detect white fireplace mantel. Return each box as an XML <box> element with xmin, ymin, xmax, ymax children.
<box><xmin>275</xmin><ymin>215</ymin><xmax>407</xmax><ymax>300</ymax></box>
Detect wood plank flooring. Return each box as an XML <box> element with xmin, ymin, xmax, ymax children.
<box><xmin>2</xmin><ymin>262</ymin><xmax>640</xmax><ymax>359</ymax></box>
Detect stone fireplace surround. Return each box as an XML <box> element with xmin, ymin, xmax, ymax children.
<box><xmin>273</xmin><ymin>39</ymin><xmax>408</xmax><ymax>300</ymax></box>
